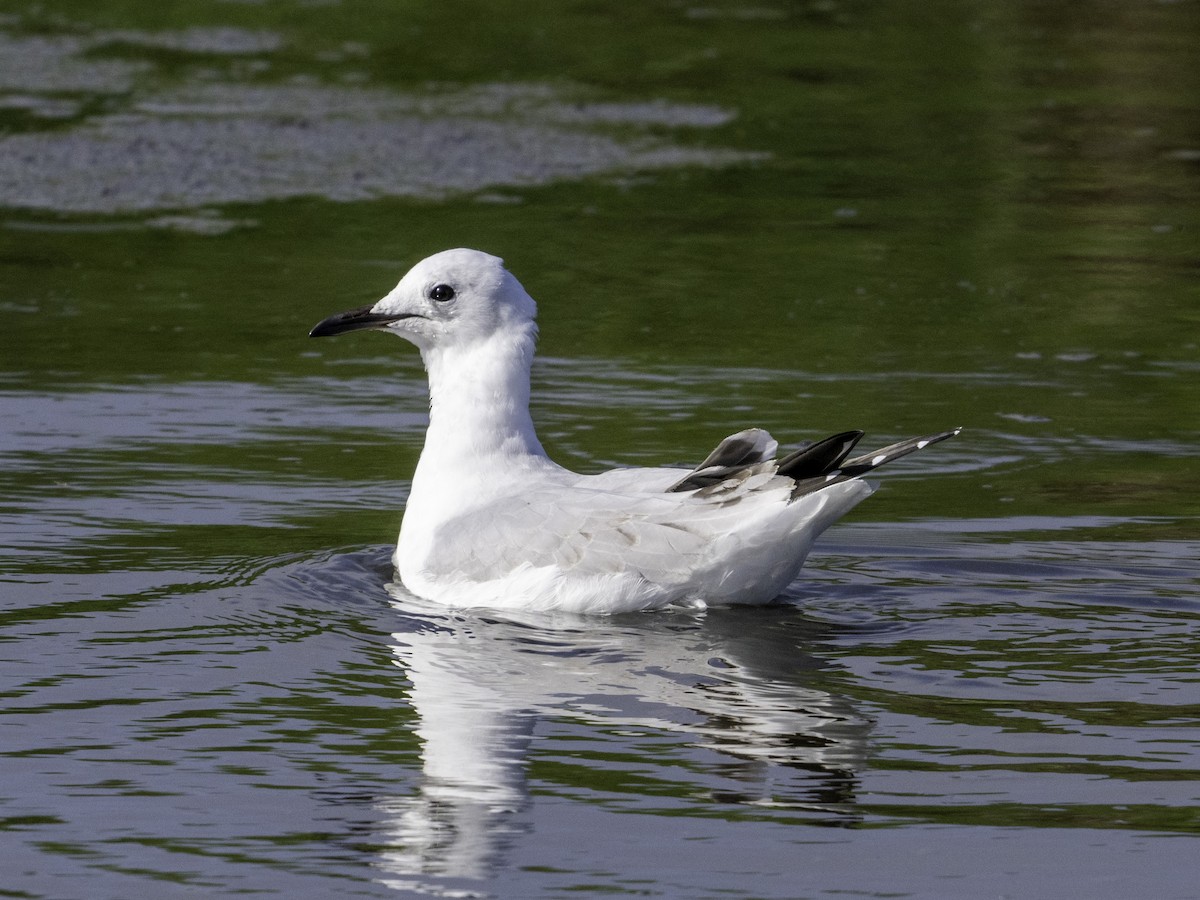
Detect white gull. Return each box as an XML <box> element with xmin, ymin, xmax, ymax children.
<box><xmin>310</xmin><ymin>248</ymin><xmax>959</xmax><ymax>614</ymax></box>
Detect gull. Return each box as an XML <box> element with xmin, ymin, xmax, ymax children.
<box><xmin>310</xmin><ymin>248</ymin><xmax>959</xmax><ymax>615</ymax></box>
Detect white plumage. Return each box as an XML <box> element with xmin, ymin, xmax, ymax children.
<box><xmin>311</xmin><ymin>248</ymin><xmax>958</xmax><ymax>614</ymax></box>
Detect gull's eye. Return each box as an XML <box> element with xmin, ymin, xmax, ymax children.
<box><xmin>429</xmin><ymin>284</ymin><xmax>456</xmax><ymax>303</ymax></box>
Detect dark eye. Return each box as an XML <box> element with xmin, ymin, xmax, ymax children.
<box><xmin>429</xmin><ymin>284</ymin><xmax>455</xmax><ymax>303</ymax></box>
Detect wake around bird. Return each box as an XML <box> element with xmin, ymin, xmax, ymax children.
<box><xmin>310</xmin><ymin>248</ymin><xmax>959</xmax><ymax>614</ymax></box>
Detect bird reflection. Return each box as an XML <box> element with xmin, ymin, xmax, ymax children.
<box><xmin>373</xmin><ymin>584</ymin><xmax>870</xmax><ymax>889</ymax></box>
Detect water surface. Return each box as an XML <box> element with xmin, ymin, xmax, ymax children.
<box><xmin>2</xmin><ymin>1</ymin><xmax>1198</xmax><ymax>898</ymax></box>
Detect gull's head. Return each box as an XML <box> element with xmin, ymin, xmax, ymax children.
<box><xmin>309</xmin><ymin>248</ymin><xmax>536</xmax><ymax>352</ymax></box>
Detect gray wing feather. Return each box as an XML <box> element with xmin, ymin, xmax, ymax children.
<box><xmin>667</xmin><ymin>428</ymin><xmax>778</xmax><ymax>492</ymax></box>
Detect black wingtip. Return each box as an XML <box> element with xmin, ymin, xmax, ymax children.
<box><xmin>789</xmin><ymin>426</ymin><xmax>961</xmax><ymax>500</ymax></box>
<box><xmin>776</xmin><ymin>430</ymin><xmax>865</xmax><ymax>480</ymax></box>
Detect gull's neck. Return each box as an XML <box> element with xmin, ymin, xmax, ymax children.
<box><xmin>418</xmin><ymin>323</ymin><xmax>546</xmax><ymax>468</ymax></box>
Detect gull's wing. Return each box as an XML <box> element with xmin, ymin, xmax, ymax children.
<box><xmin>424</xmin><ymin>472</ymin><xmax>795</xmax><ymax>586</ymax></box>
<box><xmin>421</xmin><ymin>427</ymin><xmax>960</xmax><ymax>592</ymax></box>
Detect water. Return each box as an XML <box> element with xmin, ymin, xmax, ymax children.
<box><xmin>2</xmin><ymin>1</ymin><xmax>1199</xmax><ymax>897</ymax></box>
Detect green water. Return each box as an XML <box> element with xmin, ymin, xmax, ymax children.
<box><xmin>2</xmin><ymin>1</ymin><xmax>1198</xmax><ymax>898</ymax></box>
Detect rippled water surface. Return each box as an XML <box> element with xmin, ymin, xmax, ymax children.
<box><xmin>2</xmin><ymin>1</ymin><xmax>1198</xmax><ymax>898</ymax></box>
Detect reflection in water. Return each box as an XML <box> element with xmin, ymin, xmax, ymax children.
<box><xmin>373</xmin><ymin>585</ymin><xmax>869</xmax><ymax>889</ymax></box>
